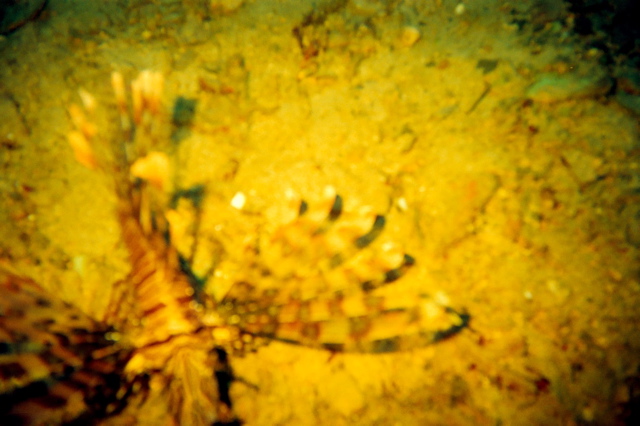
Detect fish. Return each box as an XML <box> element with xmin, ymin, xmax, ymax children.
<box><xmin>0</xmin><ymin>266</ymin><xmax>144</xmax><ymax>424</ymax></box>
<box><xmin>0</xmin><ymin>71</ymin><xmax>469</xmax><ymax>425</ymax></box>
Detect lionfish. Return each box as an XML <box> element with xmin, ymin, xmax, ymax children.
<box><xmin>0</xmin><ymin>71</ymin><xmax>470</xmax><ymax>425</ymax></box>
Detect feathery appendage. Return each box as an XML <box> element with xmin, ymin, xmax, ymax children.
<box><xmin>1</xmin><ymin>70</ymin><xmax>469</xmax><ymax>424</ymax></box>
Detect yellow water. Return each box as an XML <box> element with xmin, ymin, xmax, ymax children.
<box><xmin>1</xmin><ymin>1</ymin><xmax>638</xmax><ymax>424</ymax></box>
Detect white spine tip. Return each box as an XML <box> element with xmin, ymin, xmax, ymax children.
<box><xmin>231</xmin><ymin>191</ymin><xmax>246</xmax><ymax>210</ymax></box>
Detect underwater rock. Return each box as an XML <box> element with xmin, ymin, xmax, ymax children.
<box><xmin>210</xmin><ymin>0</ymin><xmax>244</xmax><ymax>14</ymax></box>
<box><xmin>0</xmin><ymin>0</ymin><xmax>46</xmax><ymax>35</ymax></box>
<box><xmin>526</xmin><ymin>70</ymin><xmax>613</xmax><ymax>103</ymax></box>
<box><xmin>615</xmin><ymin>67</ymin><xmax>640</xmax><ymax>116</ymax></box>
<box><xmin>399</xmin><ymin>26</ymin><xmax>421</xmax><ymax>47</ymax></box>
<box><xmin>0</xmin><ymin>96</ymin><xmax>28</xmax><ymax>147</ymax></box>
<box><xmin>561</xmin><ymin>149</ymin><xmax>602</xmax><ymax>186</ymax></box>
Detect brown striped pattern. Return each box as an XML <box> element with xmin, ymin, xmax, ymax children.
<box><xmin>212</xmin><ymin>191</ymin><xmax>469</xmax><ymax>353</ymax></box>
<box><xmin>1</xmin><ymin>72</ymin><xmax>470</xmax><ymax>424</ymax></box>
<box><xmin>0</xmin><ymin>269</ymin><xmax>139</xmax><ymax>423</ymax></box>
<box><xmin>218</xmin><ymin>281</ymin><xmax>469</xmax><ymax>353</ymax></box>
<box><xmin>113</xmin><ymin>201</ymin><xmax>202</xmax><ymax>347</ymax></box>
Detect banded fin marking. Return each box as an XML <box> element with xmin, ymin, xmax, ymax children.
<box><xmin>0</xmin><ymin>268</ymin><xmax>141</xmax><ymax>423</ymax></box>
<box><xmin>70</xmin><ymin>72</ymin><xmax>245</xmax><ymax>425</ymax></box>
<box><xmin>248</xmin><ymin>190</ymin><xmax>417</xmax><ymax>301</ymax></box>
<box><xmin>361</xmin><ymin>253</ymin><xmax>416</xmax><ymax>292</ymax></box>
<box><xmin>218</xmin><ymin>279</ymin><xmax>469</xmax><ymax>354</ymax></box>
<box><xmin>354</xmin><ymin>214</ymin><xmax>386</xmax><ymax>249</ymax></box>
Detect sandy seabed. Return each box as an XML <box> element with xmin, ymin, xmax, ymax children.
<box><xmin>1</xmin><ymin>0</ymin><xmax>639</xmax><ymax>424</ymax></box>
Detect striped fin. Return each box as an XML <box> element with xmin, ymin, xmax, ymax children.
<box><xmin>245</xmin><ymin>188</ymin><xmax>416</xmax><ymax>302</ymax></box>
<box><xmin>158</xmin><ymin>344</ymin><xmax>242</xmax><ymax>426</ymax></box>
<box><xmin>218</xmin><ymin>281</ymin><xmax>469</xmax><ymax>353</ymax></box>
<box><xmin>68</xmin><ymin>72</ymin><xmax>243</xmax><ymax>425</ymax></box>
<box><xmin>0</xmin><ymin>268</ymin><xmax>142</xmax><ymax>423</ymax></box>
<box><xmin>212</xmin><ymin>188</ymin><xmax>469</xmax><ymax>353</ymax></box>
<box><xmin>69</xmin><ymin>72</ymin><xmax>203</xmax><ymax>345</ymax></box>
<box><xmin>115</xmin><ymin>203</ymin><xmax>202</xmax><ymax>345</ymax></box>
<box><xmin>68</xmin><ymin>71</ymin><xmax>175</xmax><ymax>226</ymax></box>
